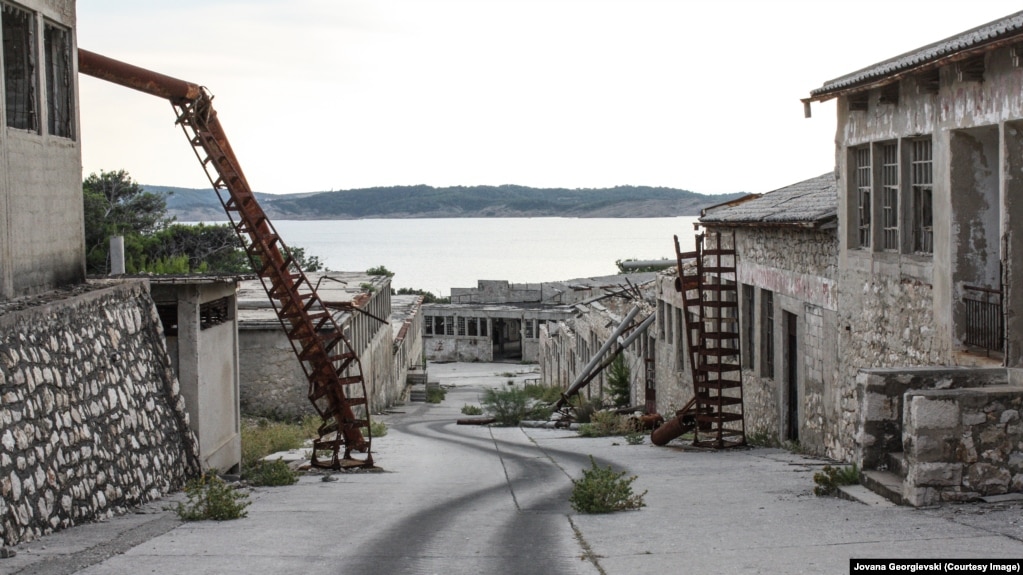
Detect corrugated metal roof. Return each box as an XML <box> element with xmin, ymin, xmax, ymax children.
<box><xmin>809</xmin><ymin>11</ymin><xmax>1023</xmax><ymax>100</ymax></box>
<box><xmin>700</xmin><ymin>172</ymin><xmax>836</xmax><ymax>226</ymax></box>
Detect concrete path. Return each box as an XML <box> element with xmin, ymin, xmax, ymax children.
<box><xmin>5</xmin><ymin>362</ymin><xmax>1023</xmax><ymax>574</ymax></box>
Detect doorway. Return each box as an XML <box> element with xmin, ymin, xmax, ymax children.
<box><xmin>784</xmin><ymin>311</ymin><xmax>799</xmax><ymax>443</ymax></box>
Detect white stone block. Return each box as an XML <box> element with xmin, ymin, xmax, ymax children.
<box><xmin>907</xmin><ymin>396</ymin><xmax>959</xmax><ymax>430</ymax></box>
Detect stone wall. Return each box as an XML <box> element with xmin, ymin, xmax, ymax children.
<box><xmin>0</xmin><ymin>282</ymin><xmax>200</xmax><ymax>545</ymax></box>
<box><xmin>902</xmin><ymin>383</ymin><xmax>1023</xmax><ymax>506</ymax></box>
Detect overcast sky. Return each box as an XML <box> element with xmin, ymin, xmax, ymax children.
<box><xmin>76</xmin><ymin>1</ymin><xmax>1023</xmax><ymax>196</ymax></box>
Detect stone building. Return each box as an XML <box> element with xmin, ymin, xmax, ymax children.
<box><xmin>429</xmin><ymin>276</ymin><xmax>654</xmax><ymax>363</ymax></box>
<box><xmin>237</xmin><ymin>272</ymin><xmax>422</xmax><ymax>418</ymax></box>
<box><xmin>0</xmin><ymin>0</ymin><xmax>82</xmax><ymax>298</ymax></box>
<box><xmin>797</xmin><ymin>11</ymin><xmax>1023</xmax><ymax>503</ymax></box>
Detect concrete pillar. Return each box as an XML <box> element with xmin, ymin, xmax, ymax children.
<box><xmin>109</xmin><ymin>236</ymin><xmax>125</xmax><ymax>275</ymax></box>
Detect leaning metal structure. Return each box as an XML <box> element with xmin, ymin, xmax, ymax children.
<box><xmin>78</xmin><ymin>49</ymin><xmax>373</xmax><ymax>469</ymax></box>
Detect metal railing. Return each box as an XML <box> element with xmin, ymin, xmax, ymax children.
<box><xmin>963</xmin><ymin>284</ymin><xmax>1003</xmax><ymax>356</ymax></box>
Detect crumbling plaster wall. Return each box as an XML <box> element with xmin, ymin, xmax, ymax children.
<box><xmin>0</xmin><ymin>282</ymin><xmax>200</xmax><ymax>546</ymax></box>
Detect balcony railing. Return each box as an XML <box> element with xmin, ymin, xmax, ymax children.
<box><xmin>963</xmin><ymin>284</ymin><xmax>1003</xmax><ymax>356</ymax></box>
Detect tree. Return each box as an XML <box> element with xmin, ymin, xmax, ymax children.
<box><xmin>607</xmin><ymin>355</ymin><xmax>632</xmax><ymax>407</ymax></box>
<box><xmin>83</xmin><ymin>170</ymin><xmax>174</xmax><ymax>274</ymax></box>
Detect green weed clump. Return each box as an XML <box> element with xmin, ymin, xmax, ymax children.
<box><xmin>175</xmin><ymin>474</ymin><xmax>250</xmax><ymax>521</ymax></box>
<box><xmin>426</xmin><ymin>386</ymin><xmax>447</xmax><ymax>403</ymax></box>
<box><xmin>461</xmin><ymin>404</ymin><xmax>484</xmax><ymax>416</ymax></box>
<box><xmin>361</xmin><ymin>420</ymin><xmax>388</xmax><ymax>438</ymax></box>
<box><xmin>578</xmin><ymin>411</ymin><xmax>637</xmax><ymax>438</ymax></box>
<box><xmin>482</xmin><ymin>387</ymin><xmax>530</xmax><ymax>426</ymax></box>
<box><xmin>813</xmin><ymin>464</ymin><xmax>860</xmax><ymax>496</ymax></box>
<box><xmin>569</xmin><ymin>456</ymin><xmax>647</xmax><ymax>514</ymax></box>
<box><xmin>523</xmin><ymin>383</ymin><xmax>563</xmax><ymax>404</ymax></box>
<box><xmin>245</xmin><ymin>459</ymin><xmax>299</xmax><ymax>487</ymax></box>
<box><xmin>240</xmin><ymin>416</ymin><xmax>318</xmax><ymax>470</ymax></box>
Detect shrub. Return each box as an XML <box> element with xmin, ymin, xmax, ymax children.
<box><xmin>572</xmin><ymin>395</ymin><xmax>601</xmax><ymax>424</ymax></box>
<box><xmin>482</xmin><ymin>387</ymin><xmax>530</xmax><ymax>426</ymax></box>
<box><xmin>523</xmin><ymin>383</ymin><xmax>563</xmax><ymax>404</ymax></box>
<box><xmin>578</xmin><ymin>411</ymin><xmax>635</xmax><ymax>437</ymax></box>
<box><xmin>426</xmin><ymin>386</ymin><xmax>447</xmax><ymax>403</ymax></box>
<box><xmin>569</xmin><ymin>456</ymin><xmax>646</xmax><ymax>514</ymax></box>
<box><xmin>175</xmin><ymin>474</ymin><xmax>250</xmax><ymax>521</ymax></box>
<box><xmin>461</xmin><ymin>404</ymin><xmax>484</xmax><ymax>416</ymax></box>
<box><xmin>245</xmin><ymin>459</ymin><xmax>299</xmax><ymax>487</ymax></box>
<box><xmin>607</xmin><ymin>355</ymin><xmax>632</xmax><ymax>407</ymax></box>
<box><xmin>813</xmin><ymin>464</ymin><xmax>860</xmax><ymax>496</ymax></box>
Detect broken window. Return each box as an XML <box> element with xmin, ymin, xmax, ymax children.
<box><xmin>855</xmin><ymin>146</ymin><xmax>872</xmax><ymax>249</ymax></box>
<box><xmin>156</xmin><ymin>304</ymin><xmax>179</xmax><ymax>337</ymax></box>
<box><xmin>912</xmin><ymin>138</ymin><xmax>933</xmax><ymax>254</ymax></box>
<box><xmin>524</xmin><ymin>319</ymin><xmax>535</xmax><ymax>339</ymax></box>
<box><xmin>200</xmin><ymin>297</ymin><xmax>232</xmax><ymax>330</ymax></box>
<box><xmin>457</xmin><ymin>316</ymin><xmax>466</xmax><ymax>336</ymax></box>
<box><xmin>443</xmin><ymin>316</ymin><xmax>454</xmax><ymax>336</ymax></box>
<box><xmin>433</xmin><ymin>316</ymin><xmax>444</xmax><ymax>335</ymax></box>
<box><xmin>3</xmin><ymin>2</ymin><xmax>37</xmax><ymax>131</ymax></box>
<box><xmin>424</xmin><ymin>315</ymin><xmax>433</xmax><ymax>335</ymax></box>
<box><xmin>467</xmin><ymin>317</ymin><xmax>478</xmax><ymax>336</ymax></box>
<box><xmin>479</xmin><ymin>318</ymin><xmax>488</xmax><ymax>337</ymax></box>
<box><xmin>44</xmin><ymin>21</ymin><xmax>72</xmax><ymax>138</ymax></box>
<box><xmin>881</xmin><ymin>142</ymin><xmax>899</xmax><ymax>251</ymax></box>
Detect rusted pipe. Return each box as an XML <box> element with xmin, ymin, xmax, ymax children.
<box><xmin>650</xmin><ymin>416</ymin><xmax>686</xmax><ymax>446</ymax></box>
<box><xmin>78</xmin><ymin>49</ymin><xmax>202</xmax><ymax>103</ymax></box>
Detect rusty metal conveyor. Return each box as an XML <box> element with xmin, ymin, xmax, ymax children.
<box><xmin>78</xmin><ymin>49</ymin><xmax>373</xmax><ymax>469</ymax></box>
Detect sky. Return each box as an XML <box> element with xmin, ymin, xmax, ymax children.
<box><xmin>77</xmin><ymin>1</ymin><xmax>1023</xmax><ymax>197</ymax></box>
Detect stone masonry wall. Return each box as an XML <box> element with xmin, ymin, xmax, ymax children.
<box><xmin>833</xmin><ymin>275</ymin><xmax>946</xmax><ymax>461</ymax></box>
<box><xmin>903</xmin><ymin>385</ymin><xmax>1023</xmax><ymax>506</ymax></box>
<box><xmin>736</xmin><ymin>228</ymin><xmax>838</xmax><ymax>280</ymax></box>
<box><xmin>0</xmin><ymin>282</ymin><xmax>201</xmax><ymax>545</ymax></box>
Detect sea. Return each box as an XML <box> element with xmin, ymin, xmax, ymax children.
<box><xmin>232</xmin><ymin>217</ymin><xmax>700</xmax><ymax>297</ymax></box>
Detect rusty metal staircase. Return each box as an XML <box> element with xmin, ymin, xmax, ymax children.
<box><xmin>673</xmin><ymin>232</ymin><xmax>745</xmax><ymax>448</ymax></box>
<box><xmin>78</xmin><ymin>49</ymin><xmax>373</xmax><ymax>469</ymax></box>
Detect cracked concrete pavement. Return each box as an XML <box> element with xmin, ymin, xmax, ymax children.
<box><xmin>5</xmin><ymin>361</ymin><xmax>1023</xmax><ymax>574</ymax></box>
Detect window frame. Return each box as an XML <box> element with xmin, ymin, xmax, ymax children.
<box><xmin>911</xmin><ymin>138</ymin><xmax>934</xmax><ymax>255</ymax></box>
<box><xmin>854</xmin><ymin>146</ymin><xmax>872</xmax><ymax>249</ymax></box>
<box><xmin>2</xmin><ymin>1</ymin><xmax>38</xmax><ymax>132</ymax></box>
<box><xmin>43</xmin><ymin>19</ymin><xmax>72</xmax><ymax>139</ymax></box>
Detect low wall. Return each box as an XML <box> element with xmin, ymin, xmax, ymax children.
<box><xmin>0</xmin><ymin>281</ymin><xmax>200</xmax><ymax>545</ymax></box>
<box><xmin>854</xmin><ymin>367</ymin><xmax>1007</xmax><ymax>470</ymax></box>
<box><xmin>903</xmin><ymin>385</ymin><xmax>1023</xmax><ymax>506</ymax></box>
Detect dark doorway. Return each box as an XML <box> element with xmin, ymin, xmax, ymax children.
<box><xmin>784</xmin><ymin>311</ymin><xmax>799</xmax><ymax>442</ymax></box>
<box><xmin>492</xmin><ymin>318</ymin><xmax>522</xmax><ymax>361</ymax></box>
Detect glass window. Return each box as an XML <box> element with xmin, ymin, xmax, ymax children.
<box><xmin>44</xmin><ymin>21</ymin><xmax>72</xmax><ymax>138</ymax></box>
<box><xmin>3</xmin><ymin>2</ymin><xmax>37</xmax><ymax>131</ymax></box>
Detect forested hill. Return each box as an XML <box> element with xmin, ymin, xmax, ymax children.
<box><xmin>147</xmin><ymin>184</ymin><xmax>746</xmax><ymax>221</ymax></box>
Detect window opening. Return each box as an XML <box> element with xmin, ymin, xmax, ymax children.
<box><xmin>199</xmin><ymin>296</ymin><xmax>231</xmax><ymax>330</ymax></box>
<box><xmin>467</xmin><ymin>317</ymin><xmax>478</xmax><ymax>337</ymax></box>
<box><xmin>912</xmin><ymin>139</ymin><xmax>933</xmax><ymax>254</ymax></box>
<box><xmin>881</xmin><ymin>142</ymin><xmax>899</xmax><ymax>251</ymax></box>
<box><xmin>762</xmin><ymin>289</ymin><xmax>774</xmax><ymax>379</ymax></box>
<box><xmin>44</xmin><ymin>21</ymin><xmax>72</xmax><ymax>138</ymax></box>
<box><xmin>3</xmin><ymin>2</ymin><xmax>37</xmax><ymax>131</ymax></box>
<box><xmin>156</xmin><ymin>304</ymin><xmax>178</xmax><ymax>337</ymax></box>
<box><xmin>424</xmin><ymin>315</ymin><xmax>433</xmax><ymax>335</ymax></box>
<box><xmin>457</xmin><ymin>316</ymin><xmax>466</xmax><ymax>336</ymax></box>
<box><xmin>742</xmin><ymin>284</ymin><xmax>755</xmax><ymax>369</ymax></box>
<box><xmin>855</xmin><ymin>147</ymin><xmax>872</xmax><ymax>248</ymax></box>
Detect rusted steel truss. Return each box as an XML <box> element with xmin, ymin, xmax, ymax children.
<box><xmin>78</xmin><ymin>49</ymin><xmax>373</xmax><ymax>469</ymax></box>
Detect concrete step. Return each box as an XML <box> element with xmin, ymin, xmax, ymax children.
<box><xmin>837</xmin><ymin>484</ymin><xmax>898</xmax><ymax>508</ymax></box>
<box><xmin>860</xmin><ymin>470</ymin><xmax>906</xmax><ymax>506</ymax></box>
<box><xmin>887</xmin><ymin>452</ymin><xmax>906</xmax><ymax>477</ymax></box>
<box><xmin>408</xmin><ymin>383</ymin><xmax>427</xmax><ymax>402</ymax></box>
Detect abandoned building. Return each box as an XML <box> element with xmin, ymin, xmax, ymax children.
<box><xmin>426</xmin><ymin>276</ymin><xmax>654</xmax><ymax>363</ymax></box>
<box><xmin>540</xmin><ymin>12</ymin><xmax>1023</xmax><ymax>505</ymax></box>
<box><xmin>237</xmin><ymin>272</ymin><xmax>424</xmax><ymax>419</ymax></box>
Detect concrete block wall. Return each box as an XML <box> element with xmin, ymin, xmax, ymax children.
<box><xmin>0</xmin><ymin>282</ymin><xmax>200</xmax><ymax>545</ymax></box>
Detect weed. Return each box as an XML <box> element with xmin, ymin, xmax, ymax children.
<box><xmin>813</xmin><ymin>464</ymin><xmax>860</xmax><ymax>496</ymax></box>
<box><xmin>240</xmin><ymin>416</ymin><xmax>317</xmax><ymax>470</ymax></box>
<box><xmin>360</xmin><ymin>420</ymin><xmax>388</xmax><ymax>438</ymax></box>
<box><xmin>461</xmin><ymin>404</ymin><xmax>484</xmax><ymax>416</ymax></box>
<box><xmin>746</xmin><ymin>430</ymin><xmax>780</xmax><ymax>448</ymax></box>
<box><xmin>569</xmin><ymin>456</ymin><xmax>646</xmax><ymax>514</ymax></box>
<box><xmin>497</xmin><ymin>372</ymin><xmax>517</xmax><ymax>378</ymax></box>
<box><xmin>572</xmin><ymin>395</ymin><xmax>601</xmax><ymax>424</ymax></box>
<box><xmin>523</xmin><ymin>383</ymin><xmax>563</xmax><ymax>404</ymax></box>
<box><xmin>482</xmin><ymin>387</ymin><xmax>530</xmax><ymax>426</ymax></box>
<box><xmin>578</xmin><ymin>411</ymin><xmax>635</xmax><ymax>437</ymax></box>
<box><xmin>623</xmin><ymin>430</ymin><xmax>645</xmax><ymax>445</ymax></box>
<box><xmin>426</xmin><ymin>386</ymin><xmax>447</xmax><ymax>403</ymax></box>
<box><xmin>174</xmin><ymin>474</ymin><xmax>250</xmax><ymax>521</ymax></box>
<box><xmin>245</xmin><ymin>459</ymin><xmax>299</xmax><ymax>487</ymax></box>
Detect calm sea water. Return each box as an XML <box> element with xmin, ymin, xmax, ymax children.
<box><xmin>261</xmin><ymin>217</ymin><xmax>699</xmax><ymax>297</ymax></box>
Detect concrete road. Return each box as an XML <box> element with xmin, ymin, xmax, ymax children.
<box><xmin>5</xmin><ymin>362</ymin><xmax>1023</xmax><ymax>574</ymax></box>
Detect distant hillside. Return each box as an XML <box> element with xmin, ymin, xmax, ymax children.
<box><xmin>146</xmin><ymin>184</ymin><xmax>746</xmax><ymax>221</ymax></box>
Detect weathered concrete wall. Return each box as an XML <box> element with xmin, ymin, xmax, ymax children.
<box><xmin>901</xmin><ymin>382</ymin><xmax>1023</xmax><ymax>506</ymax></box>
<box><xmin>427</xmin><ymin>336</ymin><xmax>493</xmax><ymax>363</ymax></box>
<box><xmin>0</xmin><ymin>282</ymin><xmax>200</xmax><ymax>545</ymax></box>
<box><xmin>0</xmin><ymin>0</ymin><xmax>84</xmax><ymax>299</ymax></box>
